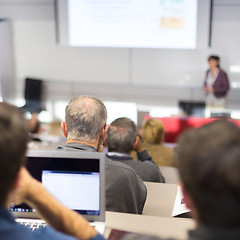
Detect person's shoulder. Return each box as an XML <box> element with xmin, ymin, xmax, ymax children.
<box><xmin>1</xmin><ymin>224</ymin><xmax>77</xmax><ymax>240</ymax></box>
<box><xmin>143</xmin><ymin>144</ymin><xmax>174</xmax><ymax>158</ymax></box>
<box><xmin>33</xmin><ymin>226</ymin><xmax>77</xmax><ymax>240</ymax></box>
<box><xmin>105</xmin><ymin>158</ymin><xmax>145</xmax><ymax>183</ymax></box>
<box><xmin>57</xmin><ymin>143</ymin><xmax>97</xmax><ymax>152</ymax></box>
<box><xmin>219</xmin><ymin>68</ymin><xmax>228</xmax><ymax>76</ymax></box>
<box><xmin>219</xmin><ymin>68</ymin><xmax>226</xmax><ymax>73</ymax></box>
<box><xmin>106</xmin><ymin>157</ymin><xmax>137</xmax><ymax>172</ymax></box>
<box><xmin>160</xmin><ymin>145</ymin><xmax>174</xmax><ymax>155</ymax></box>
<box><xmin>137</xmin><ymin>160</ymin><xmax>158</xmax><ymax>169</ymax></box>
<box><xmin>1</xmin><ymin>223</ymin><xmax>34</xmax><ymax>240</ymax></box>
<box><xmin>205</xmin><ymin>69</ymin><xmax>211</xmax><ymax>75</ymax></box>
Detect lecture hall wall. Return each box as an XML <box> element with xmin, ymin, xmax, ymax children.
<box><xmin>0</xmin><ymin>0</ymin><xmax>240</xmax><ymax>117</ymax></box>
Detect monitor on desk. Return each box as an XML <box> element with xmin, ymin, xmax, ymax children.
<box><xmin>179</xmin><ymin>101</ymin><xmax>205</xmax><ymax>116</ymax></box>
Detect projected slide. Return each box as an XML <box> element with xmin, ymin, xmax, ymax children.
<box><xmin>68</xmin><ymin>0</ymin><xmax>198</xmax><ymax>49</ymax></box>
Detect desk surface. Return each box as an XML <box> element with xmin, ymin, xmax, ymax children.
<box><xmin>105</xmin><ymin>212</ymin><xmax>195</xmax><ymax>240</ymax></box>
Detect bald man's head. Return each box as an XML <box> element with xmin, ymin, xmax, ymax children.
<box><xmin>65</xmin><ymin>96</ymin><xmax>107</xmax><ymax>143</ymax></box>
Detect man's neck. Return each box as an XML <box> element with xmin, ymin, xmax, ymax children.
<box><xmin>66</xmin><ymin>138</ymin><xmax>98</xmax><ymax>150</ymax></box>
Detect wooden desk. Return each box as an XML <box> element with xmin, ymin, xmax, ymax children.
<box><xmin>105</xmin><ymin>212</ymin><xmax>195</xmax><ymax>240</ymax></box>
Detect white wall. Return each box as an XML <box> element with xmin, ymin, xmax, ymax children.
<box><xmin>0</xmin><ymin>21</ymin><xmax>15</xmax><ymax>102</ymax></box>
<box><xmin>0</xmin><ymin>0</ymin><xmax>240</xmax><ymax>116</ymax></box>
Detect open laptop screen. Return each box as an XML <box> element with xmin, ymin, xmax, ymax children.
<box><xmin>11</xmin><ymin>151</ymin><xmax>105</xmax><ymax>221</ymax></box>
<box><xmin>42</xmin><ymin>170</ymin><xmax>100</xmax><ymax>215</ymax></box>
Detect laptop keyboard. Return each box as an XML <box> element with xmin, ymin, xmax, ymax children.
<box><xmin>16</xmin><ymin>219</ymin><xmax>105</xmax><ymax>234</ymax></box>
<box><xmin>16</xmin><ymin>219</ymin><xmax>47</xmax><ymax>231</ymax></box>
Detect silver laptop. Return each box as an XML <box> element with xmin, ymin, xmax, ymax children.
<box><xmin>11</xmin><ymin>150</ymin><xmax>105</xmax><ymax>233</ymax></box>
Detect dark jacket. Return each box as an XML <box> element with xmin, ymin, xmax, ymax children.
<box><xmin>107</xmin><ymin>150</ymin><xmax>165</xmax><ymax>183</ymax></box>
<box><xmin>204</xmin><ymin>69</ymin><xmax>230</xmax><ymax>98</ymax></box>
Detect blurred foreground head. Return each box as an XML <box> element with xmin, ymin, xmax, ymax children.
<box><xmin>0</xmin><ymin>102</ymin><xmax>28</xmax><ymax>205</ymax></box>
<box><xmin>176</xmin><ymin>120</ymin><xmax>240</xmax><ymax>228</ymax></box>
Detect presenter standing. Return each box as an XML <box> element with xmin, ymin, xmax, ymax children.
<box><xmin>204</xmin><ymin>55</ymin><xmax>230</xmax><ymax>111</ymax></box>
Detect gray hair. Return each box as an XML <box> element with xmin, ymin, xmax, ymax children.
<box><xmin>107</xmin><ymin>117</ymin><xmax>137</xmax><ymax>154</ymax></box>
<box><xmin>65</xmin><ymin>96</ymin><xmax>107</xmax><ymax>143</ymax></box>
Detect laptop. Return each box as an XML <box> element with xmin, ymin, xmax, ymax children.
<box><xmin>11</xmin><ymin>150</ymin><xmax>105</xmax><ymax>233</ymax></box>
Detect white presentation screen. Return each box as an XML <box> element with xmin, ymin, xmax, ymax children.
<box><xmin>58</xmin><ymin>0</ymin><xmax>199</xmax><ymax>49</ymax></box>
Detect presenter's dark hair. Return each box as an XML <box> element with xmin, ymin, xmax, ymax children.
<box><xmin>208</xmin><ymin>55</ymin><xmax>220</xmax><ymax>67</ymax></box>
<box><xmin>176</xmin><ymin>120</ymin><xmax>240</xmax><ymax>228</ymax></box>
<box><xmin>0</xmin><ymin>103</ymin><xmax>28</xmax><ymax>205</ymax></box>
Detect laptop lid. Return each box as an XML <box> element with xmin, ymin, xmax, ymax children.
<box><xmin>11</xmin><ymin>150</ymin><xmax>105</xmax><ymax>222</ymax></box>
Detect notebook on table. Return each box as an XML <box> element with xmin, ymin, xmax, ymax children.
<box><xmin>11</xmin><ymin>150</ymin><xmax>106</xmax><ymax>234</ymax></box>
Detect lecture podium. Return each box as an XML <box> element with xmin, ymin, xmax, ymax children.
<box><xmin>105</xmin><ymin>211</ymin><xmax>195</xmax><ymax>240</ymax></box>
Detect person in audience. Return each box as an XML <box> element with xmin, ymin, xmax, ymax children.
<box><xmin>120</xmin><ymin>120</ymin><xmax>240</xmax><ymax>240</ymax></box>
<box><xmin>106</xmin><ymin>117</ymin><xmax>165</xmax><ymax>183</ymax></box>
<box><xmin>204</xmin><ymin>55</ymin><xmax>230</xmax><ymax>109</ymax></box>
<box><xmin>131</xmin><ymin>118</ymin><xmax>174</xmax><ymax>166</ymax></box>
<box><xmin>27</xmin><ymin>113</ymin><xmax>41</xmax><ymax>134</ymax></box>
<box><xmin>58</xmin><ymin>96</ymin><xmax>147</xmax><ymax>214</ymax></box>
<box><xmin>0</xmin><ymin>102</ymin><xmax>103</xmax><ymax>240</ymax></box>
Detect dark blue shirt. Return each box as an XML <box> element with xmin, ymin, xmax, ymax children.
<box><xmin>0</xmin><ymin>207</ymin><xmax>105</xmax><ymax>240</ymax></box>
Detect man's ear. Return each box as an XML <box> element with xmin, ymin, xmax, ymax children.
<box><xmin>132</xmin><ymin>136</ymin><xmax>139</xmax><ymax>150</ymax></box>
<box><xmin>61</xmin><ymin>121</ymin><xmax>68</xmax><ymax>138</ymax></box>
<box><xmin>100</xmin><ymin>124</ymin><xmax>109</xmax><ymax>141</ymax></box>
